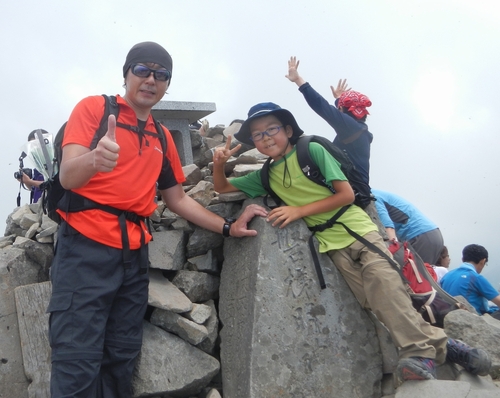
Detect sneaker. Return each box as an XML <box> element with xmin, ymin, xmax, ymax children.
<box><xmin>397</xmin><ymin>357</ymin><xmax>436</xmax><ymax>381</ymax></box>
<box><xmin>446</xmin><ymin>338</ymin><xmax>491</xmax><ymax>376</ymax></box>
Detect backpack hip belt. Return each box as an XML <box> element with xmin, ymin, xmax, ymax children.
<box><xmin>59</xmin><ymin>190</ymin><xmax>149</xmax><ymax>273</ymax></box>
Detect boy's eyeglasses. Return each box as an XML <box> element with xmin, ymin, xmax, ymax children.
<box><xmin>250</xmin><ymin>125</ymin><xmax>283</xmax><ymax>142</ymax></box>
<box><xmin>130</xmin><ymin>64</ymin><xmax>171</xmax><ymax>82</ymax></box>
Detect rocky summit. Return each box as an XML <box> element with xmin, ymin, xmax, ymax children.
<box><xmin>1</xmin><ymin>125</ymin><xmax>500</xmax><ymax>397</ymax></box>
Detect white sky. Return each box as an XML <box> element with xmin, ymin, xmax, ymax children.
<box><xmin>2</xmin><ymin>0</ymin><xmax>500</xmax><ymax>287</ymax></box>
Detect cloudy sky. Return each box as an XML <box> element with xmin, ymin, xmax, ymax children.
<box><xmin>2</xmin><ymin>0</ymin><xmax>499</xmax><ymax>287</ymax></box>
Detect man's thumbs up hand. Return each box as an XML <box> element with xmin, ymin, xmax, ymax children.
<box><xmin>93</xmin><ymin>115</ymin><xmax>120</xmax><ymax>172</ymax></box>
<box><xmin>105</xmin><ymin>114</ymin><xmax>117</xmax><ymax>143</ymax></box>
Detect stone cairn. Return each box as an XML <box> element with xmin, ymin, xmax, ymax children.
<box><xmin>1</xmin><ymin>124</ymin><xmax>500</xmax><ymax>398</ymax></box>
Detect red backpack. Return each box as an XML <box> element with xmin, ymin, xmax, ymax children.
<box><xmin>387</xmin><ymin>241</ymin><xmax>437</xmax><ymax>294</ymax></box>
<box><xmin>311</xmin><ymin>217</ymin><xmax>462</xmax><ymax>327</ymax></box>
<box><xmin>386</xmin><ymin>240</ymin><xmax>462</xmax><ymax>327</ymax></box>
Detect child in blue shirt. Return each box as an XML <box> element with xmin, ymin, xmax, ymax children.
<box><xmin>441</xmin><ymin>244</ymin><xmax>500</xmax><ymax>319</ymax></box>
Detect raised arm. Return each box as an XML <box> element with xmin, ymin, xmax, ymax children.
<box><xmin>290</xmin><ymin>68</ymin><xmax>363</xmax><ymax>139</ymax></box>
<box><xmin>212</xmin><ymin>135</ymin><xmax>241</xmax><ymax>194</ymax></box>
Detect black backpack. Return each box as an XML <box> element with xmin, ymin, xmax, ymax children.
<box><xmin>41</xmin><ymin>94</ymin><xmax>167</xmax><ymax>224</ymax></box>
<box><xmin>260</xmin><ymin>134</ymin><xmax>373</xmax><ymax>289</ymax></box>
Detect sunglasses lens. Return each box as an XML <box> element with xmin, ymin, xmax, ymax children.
<box><xmin>154</xmin><ymin>70</ymin><xmax>170</xmax><ymax>81</ymax></box>
<box><xmin>131</xmin><ymin>64</ymin><xmax>170</xmax><ymax>81</ymax></box>
<box><xmin>132</xmin><ymin>64</ymin><xmax>150</xmax><ymax>77</ymax></box>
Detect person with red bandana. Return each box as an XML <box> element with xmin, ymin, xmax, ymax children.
<box><xmin>285</xmin><ymin>56</ymin><xmax>373</xmax><ymax>186</ymax></box>
<box><xmin>47</xmin><ymin>41</ymin><xmax>268</xmax><ymax>398</ymax></box>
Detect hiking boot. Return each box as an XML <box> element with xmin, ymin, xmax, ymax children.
<box><xmin>397</xmin><ymin>357</ymin><xmax>436</xmax><ymax>381</ymax></box>
<box><xmin>446</xmin><ymin>338</ymin><xmax>491</xmax><ymax>376</ymax></box>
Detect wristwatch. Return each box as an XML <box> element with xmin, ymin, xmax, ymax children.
<box><xmin>222</xmin><ymin>217</ymin><xmax>236</xmax><ymax>237</ymax></box>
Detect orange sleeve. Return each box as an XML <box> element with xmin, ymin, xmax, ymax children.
<box><xmin>63</xmin><ymin>96</ymin><xmax>105</xmax><ymax>148</ymax></box>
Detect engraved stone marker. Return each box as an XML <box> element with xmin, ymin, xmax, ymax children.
<box><xmin>219</xmin><ymin>199</ymin><xmax>383</xmax><ymax>398</ymax></box>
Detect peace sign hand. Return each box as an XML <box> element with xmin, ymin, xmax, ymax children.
<box><xmin>213</xmin><ymin>135</ymin><xmax>241</xmax><ymax>166</ymax></box>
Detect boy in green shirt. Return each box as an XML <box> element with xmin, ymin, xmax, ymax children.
<box><xmin>213</xmin><ymin>102</ymin><xmax>491</xmax><ymax>382</ymax></box>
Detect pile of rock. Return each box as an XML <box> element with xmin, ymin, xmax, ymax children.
<box><xmin>1</xmin><ymin>125</ymin><xmax>500</xmax><ymax>398</ymax></box>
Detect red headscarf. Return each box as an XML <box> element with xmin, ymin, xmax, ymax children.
<box><xmin>338</xmin><ymin>91</ymin><xmax>372</xmax><ymax>119</ymax></box>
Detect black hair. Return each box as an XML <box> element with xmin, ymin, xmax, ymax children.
<box><xmin>462</xmin><ymin>244</ymin><xmax>488</xmax><ymax>264</ymax></box>
<box><xmin>435</xmin><ymin>246</ymin><xmax>449</xmax><ymax>266</ymax></box>
<box><xmin>270</xmin><ymin>114</ymin><xmax>301</xmax><ymax>145</ymax></box>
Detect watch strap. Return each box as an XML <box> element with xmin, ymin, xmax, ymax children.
<box><xmin>222</xmin><ymin>217</ymin><xmax>235</xmax><ymax>237</ymax></box>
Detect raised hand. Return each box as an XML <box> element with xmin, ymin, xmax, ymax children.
<box><xmin>213</xmin><ymin>135</ymin><xmax>241</xmax><ymax>166</ymax></box>
<box><xmin>285</xmin><ymin>56</ymin><xmax>301</xmax><ymax>83</ymax></box>
<box><xmin>330</xmin><ymin>79</ymin><xmax>351</xmax><ymax>99</ymax></box>
<box><xmin>93</xmin><ymin>114</ymin><xmax>120</xmax><ymax>172</ymax></box>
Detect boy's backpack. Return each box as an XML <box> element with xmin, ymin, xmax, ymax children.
<box><xmin>39</xmin><ymin>94</ymin><xmax>167</xmax><ymax>269</ymax></box>
<box><xmin>260</xmin><ymin>134</ymin><xmax>373</xmax><ymax>211</ymax></box>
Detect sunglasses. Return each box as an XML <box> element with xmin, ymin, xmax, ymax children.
<box><xmin>130</xmin><ymin>64</ymin><xmax>171</xmax><ymax>82</ymax></box>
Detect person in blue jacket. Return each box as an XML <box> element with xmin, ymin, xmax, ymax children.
<box><xmin>285</xmin><ymin>56</ymin><xmax>373</xmax><ymax>185</ymax></box>
<box><xmin>441</xmin><ymin>244</ymin><xmax>500</xmax><ymax>320</ymax></box>
<box><xmin>372</xmin><ymin>189</ymin><xmax>444</xmax><ymax>264</ymax></box>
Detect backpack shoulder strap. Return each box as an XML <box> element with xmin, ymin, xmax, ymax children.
<box><xmin>89</xmin><ymin>94</ymin><xmax>120</xmax><ymax>150</ymax></box>
<box><xmin>260</xmin><ymin>157</ymin><xmax>282</xmax><ymax>209</ymax></box>
<box><xmin>296</xmin><ymin>135</ymin><xmax>315</xmax><ymax>178</ymax></box>
<box><xmin>53</xmin><ymin>122</ymin><xmax>67</xmax><ymax>171</ymax></box>
<box><xmin>153</xmin><ymin>118</ymin><xmax>167</xmax><ymax>155</ymax></box>
<box><xmin>336</xmin><ymin>221</ymin><xmax>407</xmax><ymax>279</ymax></box>
<box><xmin>296</xmin><ymin>135</ymin><xmax>336</xmax><ymax>194</ymax></box>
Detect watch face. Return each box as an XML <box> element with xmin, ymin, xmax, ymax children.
<box><xmin>223</xmin><ymin>221</ymin><xmax>232</xmax><ymax>237</ymax></box>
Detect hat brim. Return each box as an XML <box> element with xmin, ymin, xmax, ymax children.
<box><xmin>234</xmin><ymin>108</ymin><xmax>304</xmax><ymax>146</ymax></box>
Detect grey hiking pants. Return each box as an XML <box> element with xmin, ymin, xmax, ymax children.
<box><xmin>328</xmin><ymin>231</ymin><xmax>448</xmax><ymax>363</ymax></box>
<box><xmin>409</xmin><ymin>228</ymin><xmax>444</xmax><ymax>265</ymax></box>
<box><xmin>48</xmin><ymin>222</ymin><xmax>149</xmax><ymax>398</ymax></box>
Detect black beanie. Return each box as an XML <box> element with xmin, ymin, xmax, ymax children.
<box><xmin>122</xmin><ymin>41</ymin><xmax>173</xmax><ymax>78</ymax></box>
